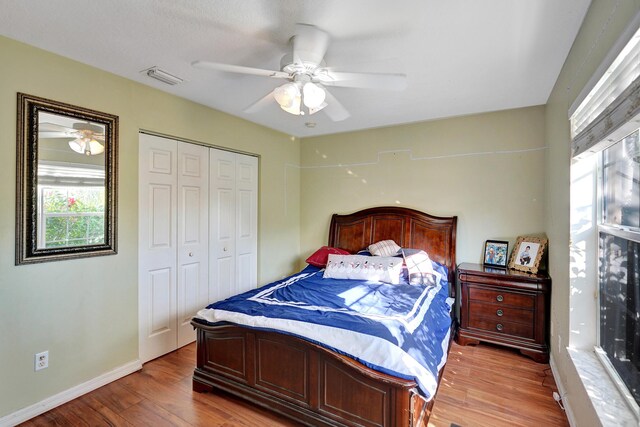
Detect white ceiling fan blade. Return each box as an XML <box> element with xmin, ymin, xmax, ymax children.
<box><xmin>317</xmin><ymin>71</ymin><xmax>407</xmax><ymax>91</ymax></box>
<box><xmin>322</xmin><ymin>90</ymin><xmax>350</xmax><ymax>122</ymax></box>
<box><xmin>192</xmin><ymin>61</ymin><xmax>289</xmax><ymax>78</ymax></box>
<box><xmin>243</xmin><ymin>92</ymin><xmax>275</xmax><ymax>114</ymax></box>
<box><xmin>293</xmin><ymin>24</ymin><xmax>329</xmax><ymax>65</ymax></box>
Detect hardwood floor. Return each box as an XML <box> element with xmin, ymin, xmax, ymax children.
<box><xmin>20</xmin><ymin>342</ymin><xmax>568</xmax><ymax>426</ymax></box>
<box><xmin>429</xmin><ymin>343</ymin><xmax>568</xmax><ymax>427</ymax></box>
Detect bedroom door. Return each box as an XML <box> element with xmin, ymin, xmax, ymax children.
<box><xmin>138</xmin><ymin>134</ymin><xmax>209</xmax><ymax>362</ymax></box>
<box><xmin>210</xmin><ymin>150</ymin><xmax>258</xmax><ymax>301</ymax></box>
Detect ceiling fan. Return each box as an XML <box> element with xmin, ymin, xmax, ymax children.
<box><xmin>39</xmin><ymin>121</ymin><xmax>105</xmax><ymax>156</ymax></box>
<box><xmin>192</xmin><ymin>24</ymin><xmax>407</xmax><ymax>121</ymax></box>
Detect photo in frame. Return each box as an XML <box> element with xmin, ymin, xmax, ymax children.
<box><xmin>483</xmin><ymin>240</ymin><xmax>509</xmax><ymax>268</ymax></box>
<box><xmin>508</xmin><ymin>236</ymin><xmax>548</xmax><ymax>274</ymax></box>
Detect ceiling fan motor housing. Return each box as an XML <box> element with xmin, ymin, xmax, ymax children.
<box><xmin>280</xmin><ymin>52</ymin><xmax>325</xmax><ymax>76</ymax></box>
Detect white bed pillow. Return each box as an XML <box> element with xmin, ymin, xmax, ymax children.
<box><xmin>323</xmin><ymin>254</ymin><xmax>403</xmax><ymax>285</ymax></box>
<box><xmin>401</xmin><ymin>250</ymin><xmax>437</xmax><ymax>286</ymax></box>
<box><xmin>368</xmin><ymin>240</ymin><xmax>401</xmax><ymax>257</ymax></box>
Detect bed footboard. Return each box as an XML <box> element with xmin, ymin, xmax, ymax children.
<box><xmin>192</xmin><ymin>322</ymin><xmax>432</xmax><ymax>427</ymax></box>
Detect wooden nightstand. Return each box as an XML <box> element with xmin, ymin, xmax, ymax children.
<box><xmin>457</xmin><ymin>263</ymin><xmax>551</xmax><ymax>363</ymax></box>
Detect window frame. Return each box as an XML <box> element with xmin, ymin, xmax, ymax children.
<box><xmin>595</xmin><ymin>138</ymin><xmax>640</xmax><ymax>418</ymax></box>
<box><xmin>37</xmin><ymin>184</ymin><xmax>106</xmax><ymax>249</ymax></box>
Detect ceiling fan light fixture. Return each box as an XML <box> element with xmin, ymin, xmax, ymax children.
<box><xmin>69</xmin><ymin>138</ymin><xmax>104</xmax><ymax>156</ymax></box>
<box><xmin>274</xmin><ymin>81</ymin><xmax>327</xmax><ymax>116</ymax></box>
<box><xmin>302</xmin><ymin>82</ymin><xmax>326</xmax><ymax>109</ymax></box>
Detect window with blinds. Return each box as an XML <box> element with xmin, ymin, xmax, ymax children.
<box><xmin>569</xmin><ymin>18</ymin><xmax>640</xmax><ymax>419</ymax></box>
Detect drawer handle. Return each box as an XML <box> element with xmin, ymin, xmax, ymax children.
<box><xmin>496</xmin><ymin>323</ymin><xmax>504</xmax><ymax>331</ymax></box>
<box><xmin>496</xmin><ymin>295</ymin><xmax>504</xmax><ymax>302</ymax></box>
<box><xmin>496</xmin><ymin>309</ymin><xmax>504</xmax><ymax>317</ymax></box>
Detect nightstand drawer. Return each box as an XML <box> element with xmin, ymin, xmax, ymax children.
<box><xmin>468</xmin><ymin>287</ymin><xmax>534</xmax><ymax>308</ymax></box>
<box><xmin>468</xmin><ymin>301</ymin><xmax>534</xmax><ymax>324</ymax></box>
<box><xmin>468</xmin><ymin>317</ymin><xmax>534</xmax><ymax>339</ymax></box>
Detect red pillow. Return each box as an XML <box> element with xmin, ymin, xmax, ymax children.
<box><xmin>306</xmin><ymin>246</ymin><xmax>350</xmax><ymax>268</ymax></box>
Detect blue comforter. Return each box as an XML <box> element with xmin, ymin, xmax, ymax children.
<box><xmin>196</xmin><ymin>262</ymin><xmax>453</xmax><ymax>399</ymax></box>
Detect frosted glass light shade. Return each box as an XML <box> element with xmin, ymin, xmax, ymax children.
<box><xmin>303</xmin><ymin>83</ymin><xmax>326</xmax><ymax>109</ymax></box>
<box><xmin>68</xmin><ymin>139</ymin><xmax>85</xmax><ymax>154</ymax></box>
<box><xmin>274</xmin><ymin>83</ymin><xmax>300</xmax><ymax>109</ymax></box>
<box><xmin>88</xmin><ymin>139</ymin><xmax>105</xmax><ymax>155</ymax></box>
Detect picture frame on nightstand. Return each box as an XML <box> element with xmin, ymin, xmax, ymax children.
<box><xmin>508</xmin><ymin>235</ymin><xmax>548</xmax><ymax>274</ymax></box>
<box><xmin>483</xmin><ymin>240</ymin><xmax>508</xmax><ymax>268</ymax></box>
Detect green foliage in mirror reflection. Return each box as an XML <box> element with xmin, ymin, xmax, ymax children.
<box><xmin>41</xmin><ymin>187</ymin><xmax>105</xmax><ymax>247</ymax></box>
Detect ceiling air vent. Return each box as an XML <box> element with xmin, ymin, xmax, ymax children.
<box><xmin>142</xmin><ymin>66</ymin><xmax>184</xmax><ymax>86</ymax></box>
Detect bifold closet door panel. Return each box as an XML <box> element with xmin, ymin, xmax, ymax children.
<box><xmin>209</xmin><ymin>149</ymin><xmax>237</xmax><ymax>302</ymax></box>
<box><xmin>209</xmin><ymin>150</ymin><xmax>258</xmax><ymax>300</ymax></box>
<box><xmin>176</xmin><ymin>142</ymin><xmax>210</xmax><ymax>348</ymax></box>
<box><xmin>138</xmin><ymin>133</ymin><xmax>178</xmax><ymax>363</ymax></box>
<box><xmin>235</xmin><ymin>155</ymin><xmax>258</xmax><ymax>294</ymax></box>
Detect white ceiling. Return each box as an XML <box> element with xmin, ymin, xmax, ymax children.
<box><xmin>0</xmin><ymin>0</ymin><xmax>590</xmax><ymax>137</ymax></box>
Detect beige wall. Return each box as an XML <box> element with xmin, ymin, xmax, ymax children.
<box><xmin>545</xmin><ymin>1</ymin><xmax>640</xmax><ymax>425</ymax></box>
<box><xmin>0</xmin><ymin>36</ymin><xmax>300</xmax><ymax>417</ymax></box>
<box><xmin>300</xmin><ymin>106</ymin><xmax>547</xmax><ymax>266</ymax></box>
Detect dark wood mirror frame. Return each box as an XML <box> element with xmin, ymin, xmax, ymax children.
<box><xmin>16</xmin><ymin>93</ymin><xmax>118</xmax><ymax>264</ymax></box>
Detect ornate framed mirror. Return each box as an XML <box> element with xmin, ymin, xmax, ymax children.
<box><xmin>16</xmin><ymin>93</ymin><xmax>118</xmax><ymax>264</ymax></box>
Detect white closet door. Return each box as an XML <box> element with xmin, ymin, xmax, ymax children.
<box><xmin>209</xmin><ymin>149</ymin><xmax>237</xmax><ymax>301</ymax></box>
<box><xmin>139</xmin><ymin>134</ymin><xmax>178</xmax><ymax>363</ymax></box>
<box><xmin>235</xmin><ymin>155</ymin><xmax>258</xmax><ymax>294</ymax></box>
<box><xmin>140</xmin><ymin>136</ymin><xmax>257</xmax><ymax>362</ymax></box>
<box><xmin>176</xmin><ymin>143</ymin><xmax>209</xmax><ymax>348</ymax></box>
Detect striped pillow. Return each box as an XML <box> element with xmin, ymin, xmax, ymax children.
<box><xmin>368</xmin><ymin>240</ymin><xmax>401</xmax><ymax>257</ymax></box>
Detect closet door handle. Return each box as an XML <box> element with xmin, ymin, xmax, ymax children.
<box><xmin>188</xmin><ymin>252</ymin><xmax>193</xmax><ymax>257</ymax></box>
<box><xmin>223</xmin><ymin>247</ymin><xmax>228</xmax><ymax>252</ymax></box>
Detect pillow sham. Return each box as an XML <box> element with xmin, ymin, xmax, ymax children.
<box><xmin>323</xmin><ymin>254</ymin><xmax>403</xmax><ymax>284</ymax></box>
<box><xmin>400</xmin><ymin>249</ymin><xmax>437</xmax><ymax>286</ymax></box>
<box><xmin>368</xmin><ymin>240</ymin><xmax>401</xmax><ymax>257</ymax></box>
<box><xmin>306</xmin><ymin>246</ymin><xmax>350</xmax><ymax>268</ymax></box>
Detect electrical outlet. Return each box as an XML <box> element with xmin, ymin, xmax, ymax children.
<box><xmin>35</xmin><ymin>351</ymin><xmax>48</xmax><ymax>371</ymax></box>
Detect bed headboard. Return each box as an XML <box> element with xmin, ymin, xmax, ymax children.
<box><xmin>328</xmin><ymin>206</ymin><xmax>457</xmax><ymax>284</ymax></box>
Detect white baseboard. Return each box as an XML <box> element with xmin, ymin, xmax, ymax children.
<box><xmin>0</xmin><ymin>359</ymin><xmax>142</xmax><ymax>427</ymax></box>
<box><xmin>549</xmin><ymin>353</ymin><xmax>576</xmax><ymax>427</ymax></box>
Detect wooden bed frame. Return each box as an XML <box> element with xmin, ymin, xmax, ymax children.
<box><xmin>192</xmin><ymin>206</ymin><xmax>457</xmax><ymax>427</ymax></box>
